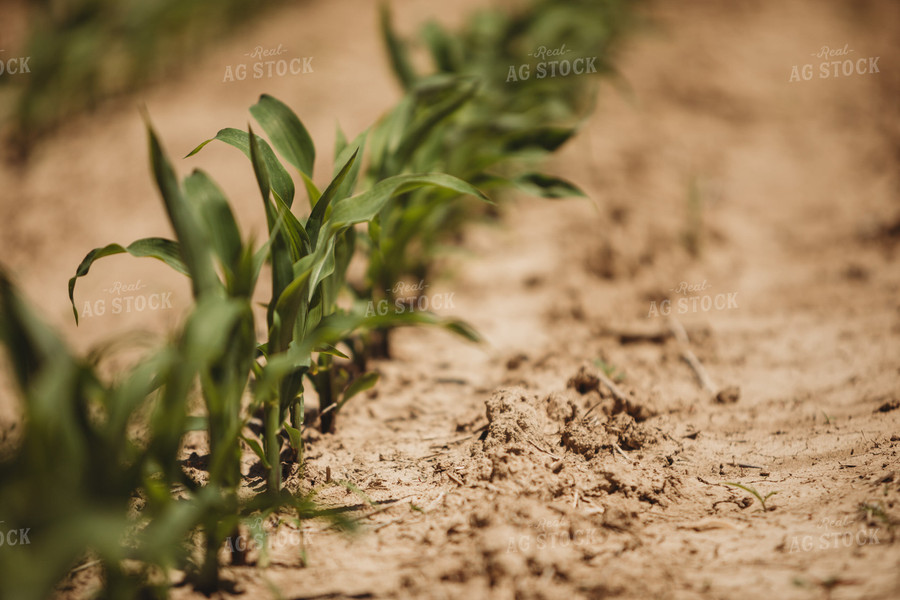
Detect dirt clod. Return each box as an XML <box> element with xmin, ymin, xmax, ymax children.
<box><xmin>715</xmin><ymin>386</ymin><xmax>741</xmax><ymax>404</ymax></box>
<box><xmin>566</xmin><ymin>366</ymin><xmax>600</xmax><ymax>394</ymax></box>
<box><xmin>876</xmin><ymin>398</ymin><xmax>899</xmax><ymax>413</ymax></box>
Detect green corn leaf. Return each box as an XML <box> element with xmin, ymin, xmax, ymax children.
<box><xmin>272</xmin><ymin>239</ymin><xmax>330</xmax><ymax>352</ymax></box>
<box><xmin>503</xmin><ymin>126</ymin><xmax>578</xmax><ymax>154</ymax></box>
<box><xmin>250</xmin><ymin>94</ymin><xmax>316</xmax><ymax>178</ymax></box>
<box><xmin>367</xmin><ymin>94</ymin><xmax>413</xmax><ymax>178</ymax></box>
<box><xmin>366</xmin><ymin>309</ymin><xmax>481</xmax><ymax>344</ymax></box>
<box><xmin>392</xmin><ymin>78</ymin><xmax>478</xmax><ymax>170</ymax></box>
<box><xmin>368</xmin><ymin>218</ymin><xmax>382</xmax><ymax>248</ymax></box>
<box><xmin>1</xmin><ymin>270</ymin><xmax>71</xmax><ymax>391</ymax></box>
<box><xmin>271</xmin><ymin>266</ymin><xmax>313</xmax><ymax>352</ymax></box>
<box><xmin>437</xmin><ymin>318</ymin><xmax>482</xmax><ymax>344</ymax></box>
<box><xmin>186</xmin><ymin>127</ymin><xmax>295</xmax><ymax>209</ymax></box>
<box><xmin>513</xmin><ymin>173</ymin><xmax>586</xmax><ymax>199</ymax></box>
<box><xmin>355</xmin><ymin>303</ymin><xmax>483</xmax><ymax>345</ymax></box>
<box><xmin>316</xmin><ymin>344</ymin><xmax>349</xmax><ymax>360</ymax></box>
<box><xmin>182</xmin><ymin>296</ymin><xmax>252</xmax><ymax>363</ymax></box>
<box><xmin>466</xmin><ymin>172</ymin><xmax>518</xmax><ymax>192</ymax></box>
<box><xmin>249</xmin><ymin>125</ymin><xmax>293</xmax><ymax>324</ymax></box>
<box><xmin>307</xmin><ymin>148</ymin><xmax>359</xmax><ymax>248</ymax></box>
<box><xmin>242</xmin><ymin>435</ymin><xmax>270</xmax><ymax>470</ymax></box>
<box><xmin>330</xmin><ymin>173</ymin><xmax>489</xmax><ymax>230</ymax></box>
<box><xmin>105</xmin><ymin>351</ymin><xmax>169</xmax><ymax>452</ymax></box>
<box><xmin>271</xmin><ymin>189</ymin><xmax>312</xmax><ymax>260</ymax></box>
<box><xmin>379</xmin><ymin>3</ymin><xmax>417</xmax><ymax>90</ymax></box>
<box><xmin>284</xmin><ymin>425</ymin><xmax>302</xmax><ymax>451</ymax></box>
<box><xmin>300</xmin><ymin>289</ymin><xmax>325</xmax><ymax>343</ymax></box>
<box><xmin>341</xmin><ymin>371</ymin><xmax>379</xmax><ymax>404</ymax></box>
<box><xmin>323</xmin><ymin>228</ymin><xmax>356</xmax><ymax>310</ymax></box>
<box><xmin>275</xmin><ymin>310</ymin><xmax>482</xmax><ymax>372</ymax></box>
<box><xmin>422</xmin><ymin>20</ymin><xmax>458</xmax><ymax>73</ymax></box>
<box><xmin>146</xmin><ymin>117</ymin><xmax>220</xmax><ymax>299</ymax></box>
<box><xmin>248</xmin><ymin>124</ymin><xmax>272</xmax><ymax>204</ymax></box>
<box><xmin>333</xmin><ymin>128</ymin><xmax>368</xmax><ymax>201</ymax></box>
<box><xmin>67</xmin><ymin>238</ymin><xmax>187</xmax><ymax>324</ymax></box>
<box><xmin>138</xmin><ymin>487</ymin><xmax>223</xmax><ymax>564</ymax></box>
<box><xmin>301</xmin><ymin>171</ymin><xmax>321</xmax><ymax>210</ymax></box>
<box><xmin>184</xmin><ymin>415</ymin><xmax>208</xmax><ymax>432</ymax></box>
<box><xmin>231</xmin><ymin>233</ymin><xmax>264</xmax><ymax>299</ymax></box>
<box><xmin>183</xmin><ymin>170</ymin><xmax>243</xmax><ymax>274</ymax></box>
<box><xmin>335</xmin><ymin>122</ymin><xmax>349</xmax><ymax>160</ymax></box>
<box><xmin>308</xmin><ymin>235</ymin><xmax>337</xmax><ymax>302</ymax></box>
<box><xmin>251</xmin><ymin>240</ymin><xmax>271</xmax><ymax>286</ymax></box>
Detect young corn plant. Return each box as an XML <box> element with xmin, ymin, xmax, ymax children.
<box><xmin>381</xmin><ymin>0</ymin><xmax>638</xmax><ymax>121</ymax></box>
<box><xmin>360</xmin><ymin>44</ymin><xmax>585</xmax><ymax>354</ymax></box>
<box><xmin>3</xmin><ymin>265</ymin><xmax>352</xmax><ymax>597</ymax></box>
<box><xmin>724</xmin><ymin>482</ymin><xmax>779</xmax><ymax>512</ymax></box>
<box><xmin>186</xmin><ymin>95</ymin><xmax>485</xmax><ymax>481</ymax></box>
<box><xmin>0</xmin><ymin>268</ymin><xmax>244</xmax><ymax>598</ymax></box>
<box><xmin>363</xmin><ymin>72</ymin><xmax>583</xmax><ymax>282</ymax></box>
<box><xmin>68</xmin><ymin>114</ymin><xmax>270</xmax><ymax>590</ymax></box>
<box><xmin>371</xmin><ymin>0</ymin><xmax>641</xmax><ymax>258</ymax></box>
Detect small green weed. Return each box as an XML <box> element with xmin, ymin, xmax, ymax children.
<box><xmin>593</xmin><ymin>358</ymin><xmax>626</xmax><ymax>383</ymax></box>
<box><xmin>724</xmin><ymin>482</ymin><xmax>779</xmax><ymax>512</ymax></box>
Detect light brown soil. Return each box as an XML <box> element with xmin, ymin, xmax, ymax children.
<box><xmin>1</xmin><ymin>0</ymin><xmax>899</xmax><ymax>599</ymax></box>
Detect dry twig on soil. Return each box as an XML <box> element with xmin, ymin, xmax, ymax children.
<box><xmin>668</xmin><ymin>317</ymin><xmax>718</xmax><ymax>396</ymax></box>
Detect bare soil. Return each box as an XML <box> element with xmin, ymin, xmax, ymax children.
<box><xmin>1</xmin><ymin>0</ymin><xmax>899</xmax><ymax>598</ymax></box>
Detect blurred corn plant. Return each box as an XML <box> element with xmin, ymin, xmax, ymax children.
<box><xmin>0</xmin><ymin>269</ymin><xmax>186</xmax><ymax>599</ymax></box>
<box><xmin>1</xmin><ymin>266</ymin><xmax>357</xmax><ymax>596</ymax></box>
<box><xmin>0</xmin><ymin>268</ymin><xmax>257</xmax><ymax>597</ymax></box>
<box><xmin>381</xmin><ymin>0</ymin><xmax>638</xmax><ymax>119</ymax></box>
<box><xmin>358</xmin><ymin>0</ymin><xmax>642</xmax><ymax>355</ymax></box>
<box><xmin>361</xmin><ymin>73</ymin><xmax>583</xmax><ymax>307</ymax></box>
<box><xmin>0</xmin><ymin>0</ymin><xmax>287</xmax><ymax>159</ymax></box>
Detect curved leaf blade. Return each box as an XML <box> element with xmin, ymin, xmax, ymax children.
<box><xmin>329</xmin><ymin>173</ymin><xmax>489</xmax><ymax>230</ymax></box>
<box><xmin>514</xmin><ymin>173</ymin><xmax>586</xmax><ymax>199</ymax></box>
<box><xmin>186</xmin><ymin>127</ymin><xmax>295</xmax><ymax>208</ymax></box>
<box><xmin>250</xmin><ymin>94</ymin><xmax>315</xmax><ymax>178</ymax></box>
<box><xmin>307</xmin><ymin>148</ymin><xmax>359</xmax><ymax>248</ymax></box>
<box><xmin>183</xmin><ymin>170</ymin><xmax>242</xmax><ymax>272</ymax></box>
<box><xmin>67</xmin><ymin>238</ymin><xmax>187</xmax><ymax>324</ymax></box>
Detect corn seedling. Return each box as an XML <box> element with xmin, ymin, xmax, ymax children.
<box><xmin>3</xmin><ymin>267</ymin><xmax>355</xmax><ymax>597</ymax></box>
<box><xmin>186</xmin><ymin>94</ymin><xmax>484</xmax><ymax>474</ymax></box>
<box><xmin>381</xmin><ymin>0</ymin><xmax>638</xmax><ymax>121</ymax></box>
<box><xmin>858</xmin><ymin>502</ymin><xmax>895</xmax><ymax>530</ymax></box>
<box><xmin>724</xmin><ymin>482</ymin><xmax>779</xmax><ymax>512</ymax></box>
<box><xmin>0</xmin><ymin>269</ymin><xmax>238</xmax><ymax>598</ymax></box>
<box><xmin>594</xmin><ymin>358</ymin><xmax>626</xmax><ymax>383</ymax></box>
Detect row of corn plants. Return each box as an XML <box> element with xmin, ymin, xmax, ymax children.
<box><xmin>0</xmin><ymin>0</ymin><xmax>288</xmax><ymax>159</ymax></box>
<box><xmin>0</xmin><ymin>0</ymin><xmax>639</xmax><ymax>596</ymax></box>
<box><xmin>2</xmin><ymin>96</ymin><xmax>485</xmax><ymax>596</ymax></box>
